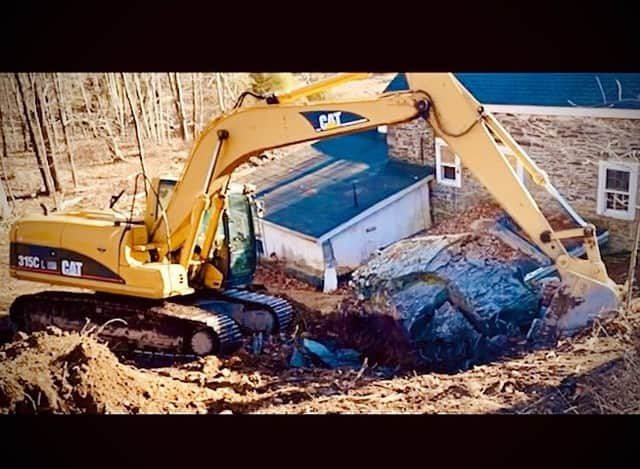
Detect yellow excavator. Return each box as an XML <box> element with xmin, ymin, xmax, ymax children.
<box><xmin>8</xmin><ymin>73</ymin><xmax>624</xmax><ymax>357</ymax></box>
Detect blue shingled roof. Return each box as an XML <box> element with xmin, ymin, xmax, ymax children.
<box><xmin>250</xmin><ymin>72</ymin><xmax>640</xmax><ymax>239</ymax></box>
<box><xmin>385</xmin><ymin>73</ymin><xmax>640</xmax><ymax>109</ymax></box>
<box><xmin>252</xmin><ymin>129</ymin><xmax>433</xmax><ymax>239</ymax></box>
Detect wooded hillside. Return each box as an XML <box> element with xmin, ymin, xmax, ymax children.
<box><xmin>0</xmin><ymin>72</ymin><xmax>328</xmax><ymax>213</ymax></box>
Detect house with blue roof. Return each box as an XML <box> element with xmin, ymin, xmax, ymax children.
<box><xmin>237</xmin><ymin>73</ymin><xmax>640</xmax><ymax>290</ymax></box>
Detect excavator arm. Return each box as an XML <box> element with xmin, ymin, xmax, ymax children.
<box><xmin>153</xmin><ymin>73</ymin><xmax>621</xmax><ymax>337</ymax></box>
<box><xmin>151</xmin><ymin>89</ymin><xmax>432</xmax><ymax>264</ymax></box>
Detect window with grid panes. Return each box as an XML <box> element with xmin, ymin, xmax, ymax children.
<box><xmin>597</xmin><ymin>161</ymin><xmax>638</xmax><ymax>221</ymax></box>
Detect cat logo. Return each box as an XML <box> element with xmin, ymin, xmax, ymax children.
<box><xmin>318</xmin><ymin>112</ymin><xmax>343</xmax><ymax>131</ymax></box>
<box><xmin>61</xmin><ymin>259</ymin><xmax>83</xmax><ymax>277</ymax></box>
<box><xmin>300</xmin><ymin>110</ymin><xmax>369</xmax><ymax>132</ymax></box>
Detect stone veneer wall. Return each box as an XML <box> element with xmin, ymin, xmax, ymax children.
<box><xmin>387</xmin><ymin>113</ymin><xmax>640</xmax><ymax>252</ymax></box>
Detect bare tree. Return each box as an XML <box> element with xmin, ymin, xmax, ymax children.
<box><xmin>0</xmin><ymin>97</ymin><xmax>16</xmax><ymax>210</ymax></box>
<box><xmin>133</xmin><ymin>73</ymin><xmax>152</xmax><ymax>140</ymax></box>
<box><xmin>106</xmin><ymin>72</ymin><xmax>126</xmax><ymax>138</ymax></box>
<box><xmin>215</xmin><ymin>73</ymin><xmax>226</xmax><ymax>113</ymax></box>
<box><xmin>9</xmin><ymin>76</ymin><xmax>29</xmax><ymax>152</ymax></box>
<box><xmin>168</xmin><ymin>72</ymin><xmax>188</xmax><ymax>140</ymax></box>
<box><xmin>0</xmin><ymin>179</ymin><xmax>9</xmax><ymax>218</ymax></box>
<box><xmin>53</xmin><ymin>73</ymin><xmax>78</xmax><ymax>187</ymax></box>
<box><xmin>31</xmin><ymin>74</ymin><xmax>61</xmax><ymax>192</ymax></box>
<box><xmin>191</xmin><ymin>73</ymin><xmax>197</xmax><ymax>139</ymax></box>
<box><xmin>42</xmin><ymin>80</ymin><xmax>62</xmax><ymax>152</ymax></box>
<box><xmin>14</xmin><ymin>73</ymin><xmax>59</xmax><ymax>208</ymax></box>
<box><xmin>149</xmin><ymin>74</ymin><xmax>161</xmax><ymax>144</ymax></box>
<box><xmin>198</xmin><ymin>73</ymin><xmax>205</xmax><ymax>132</ymax></box>
<box><xmin>121</xmin><ymin>73</ymin><xmax>148</xmax><ymax>195</ymax></box>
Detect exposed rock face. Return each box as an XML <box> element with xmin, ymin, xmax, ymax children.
<box><xmin>350</xmin><ymin>227</ymin><xmax>543</xmax><ymax>372</ymax></box>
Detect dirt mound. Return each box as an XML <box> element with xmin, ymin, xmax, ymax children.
<box><xmin>425</xmin><ymin>203</ymin><xmax>505</xmax><ymax>236</ymax></box>
<box><xmin>0</xmin><ymin>327</ymin><xmax>224</xmax><ymax>414</ymax></box>
<box><xmin>254</xmin><ymin>262</ymin><xmax>318</xmax><ymax>292</ymax></box>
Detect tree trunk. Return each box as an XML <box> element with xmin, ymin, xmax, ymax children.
<box><xmin>169</xmin><ymin>72</ymin><xmax>188</xmax><ymax>141</ymax></box>
<box><xmin>0</xmin><ymin>178</ymin><xmax>10</xmax><ymax>218</ymax></box>
<box><xmin>222</xmin><ymin>74</ymin><xmax>235</xmax><ymax>109</ymax></box>
<box><xmin>145</xmin><ymin>74</ymin><xmax>157</xmax><ymax>144</ymax></box>
<box><xmin>215</xmin><ymin>73</ymin><xmax>226</xmax><ymax>112</ymax></box>
<box><xmin>0</xmin><ymin>104</ymin><xmax>10</xmax><ymax>222</ymax></box>
<box><xmin>16</xmin><ymin>74</ymin><xmax>49</xmax><ymax>191</ymax></box>
<box><xmin>79</xmin><ymin>75</ymin><xmax>98</xmax><ymax>139</ymax></box>
<box><xmin>43</xmin><ymin>80</ymin><xmax>62</xmax><ymax>151</ymax></box>
<box><xmin>191</xmin><ymin>73</ymin><xmax>197</xmax><ymax>139</ymax></box>
<box><xmin>107</xmin><ymin>72</ymin><xmax>125</xmax><ymax>137</ymax></box>
<box><xmin>0</xmin><ymin>98</ymin><xmax>16</xmax><ymax>205</ymax></box>
<box><xmin>116</xmin><ymin>73</ymin><xmax>127</xmax><ymax>139</ymax></box>
<box><xmin>162</xmin><ymin>74</ymin><xmax>170</xmax><ymax>143</ymax></box>
<box><xmin>10</xmin><ymin>75</ymin><xmax>30</xmax><ymax>152</ymax></box>
<box><xmin>133</xmin><ymin>73</ymin><xmax>151</xmax><ymax>140</ymax></box>
<box><xmin>121</xmin><ymin>73</ymin><xmax>148</xmax><ymax>195</ymax></box>
<box><xmin>150</xmin><ymin>74</ymin><xmax>162</xmax><ymax>144</ymax></box>
<box><xmin>53</xmin><ymin>73</ymin><xmax>78</xmax><ymax>187</ymax></box>
<box><xmin>3</xmin><ymin>77</ymin><xmax>20</xmax><ymax>154</ymax></box>
<box><xmin>41</xmin><ymin>81</ymin><xmax>62</xmax><ymax>171</ymax></box>
<box><xmin>15</xmin><ymin>73</ymin><xmax>59</xmax><ymax>208</ymax></box>
<box><xmin>73</xmin><ymin>76</ymin><xmax>88</xmax><ymax>139</ymax></box>
<box><xmin>31</xmin><ymin>74</ymin><xmax>61</xmax><ymax>192</ymax></box>
<box><xmin>198</xmin><ymin>73</ymin><xmax>204</xmax><ymax>133</ymax></box>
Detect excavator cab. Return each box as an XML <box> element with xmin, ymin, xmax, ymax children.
<box><xmin>225</xmin><ymin>191</ymin><xmax>259</xmax><ymax>287</ymax></box>
<box><xmin>209</xmin><ymin>188</ymin><xmax>258</xmax><ymax>288</ymax></box>
<box><xmin>146</xmin><ymin>177</ymin><xmax>259</xmax><ymax>289</ymax></box>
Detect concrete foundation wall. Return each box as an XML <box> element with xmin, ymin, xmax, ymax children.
<box><xmin>258</xmin><ymin>223</ymin><xmax>325</xmax><ymax>275</ymax></box>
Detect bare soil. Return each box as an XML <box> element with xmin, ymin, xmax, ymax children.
<box><xmin>1</xmin><ymin>295</ymin><xmax>637</xmax><ymax>414</ymax></box>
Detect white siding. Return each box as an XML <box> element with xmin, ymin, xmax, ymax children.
<box><xmin>330</xmin><ymin>183</ymin><xmax>431</xmax><ymax>269</ymax></box>
<box><xmin>258</xmin><ymin>222</ymin><xmax>325</xmax><ymax>272</ymax></box>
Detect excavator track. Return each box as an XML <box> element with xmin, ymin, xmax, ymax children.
<box><xmin>7</xmin><ymin>288</ymin><xmax>296</xmax><ymax>361</ymax></box>
<box><xmin>219</xmin><ymin>288</ymin><xmax>295</xmax><ymax>333</ymax></box>
<box><xmin>8</xmin><ymin>291</ymin><xmax>244</xmax><ymax>357</ymax></box>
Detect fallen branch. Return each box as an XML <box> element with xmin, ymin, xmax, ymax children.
<box><xmin>12</xmin><ymin>189</ymin><xmax>49</xmax><ymax>201</ymax></box>
<box><xmin>95</xmin><ymin>318</ymin><xmax>128</xmax><ymax>336</ymax></box>
<box><xmin>23</xmin><ymin>391</ymin><xmax>37</xmax><ymax>413</ymax></box>
<box><xmin>352</xmin><ymin>357</ymin><xmax>369</xmax><ymax>385</ymax></box>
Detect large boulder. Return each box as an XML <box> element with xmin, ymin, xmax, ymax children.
<box><xmin>350</xmin><ymin>228</ymin><xmax>544</xmax><ymax>371</ymax></box>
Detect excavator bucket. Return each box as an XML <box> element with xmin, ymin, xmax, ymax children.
<box><xmin>539</xmin><ymin>271</ymin><xmax>621</xmax><ymax>342</ymax></box>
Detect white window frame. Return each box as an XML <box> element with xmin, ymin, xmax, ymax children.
<box><xmin>597</xmin><ymin>160</ymin><xmax>638</xmax><ymax>221</ymax></box>
<box><xmin>434</xmin><ymin>139</ymin><xmax>525</xmax><ymax>188</ymax></box>
<box><xmin>434</xmin><ymin>138</ymin><xmax>461</xmax><ymax>188</ymax></box>
<box><xmin>497</xmin><ymin>143</ymin><xmax>526</xmax><ymax>184</ymax></box>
